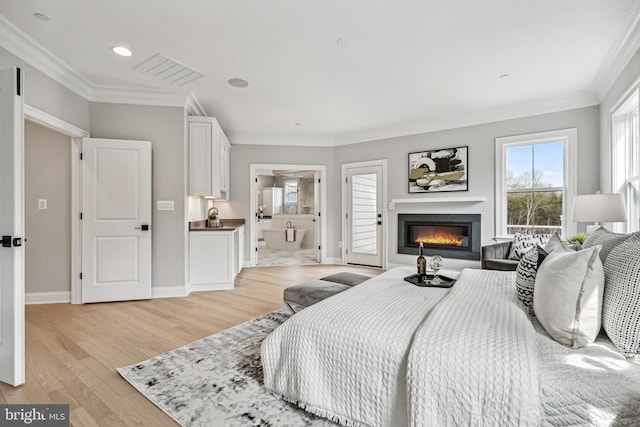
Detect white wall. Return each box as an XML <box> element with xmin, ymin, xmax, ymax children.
<box><xmin>24</xmin><ymin>121</ymin><xmax>71</xmax><ymax>293</ymax></box>
<box><xmin>223</xmin><ymin>106</ymin><xmax>600</xmax><ymax>268</ymax></box>
<box><xmin>90</xmin><ymin>103</ymin><xmax>187</xmax><ymax>289</ymax></box>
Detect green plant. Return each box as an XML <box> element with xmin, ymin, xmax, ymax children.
<box><xmin>567</xmin><ymin>232</ymin><xmax>587</xmax><ymax>245</ymax></box>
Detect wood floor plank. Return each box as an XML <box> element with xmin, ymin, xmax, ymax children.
<box><xmin>0</xmin><ymin>264</ymin><xmax>381</xmax><ymax>426</ymax></box>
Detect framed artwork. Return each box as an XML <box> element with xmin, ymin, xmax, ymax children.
<box><xmin>408</xmin><ymin>146</ymin><xmax>468</xmax><ymax>193</ymax></box>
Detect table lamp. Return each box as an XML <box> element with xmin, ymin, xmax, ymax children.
<box><xmin>571</xmin><ymin>192</ymin><xmax>628</xmax><ymax>233</ymax></box>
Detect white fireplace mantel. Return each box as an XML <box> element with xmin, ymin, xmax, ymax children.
<box><xmin>388</xmin><ymin>196</ymin><xmax>486</xmax><ymax>210</ymax></box>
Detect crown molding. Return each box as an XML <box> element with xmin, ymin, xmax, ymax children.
<box><xmin>185</xmin><ymin>92</ymin><xmax>207</xmax><ymax>116</ymax></box>
<box><xmin>0</xmin><ymin>14</ymin><xmax>93</xmax><ymax>99</ymax></box>
<box><xmin>593</xmin><ymin>0</ymin><xmax>640</xmax><ymax>101</ymax></box>
<box><xmin>0</xmin><ymin>13</ymin><xmax>206</xmax><ymax>111</ymax></box>
<box><xmin>332</xmin><ymin>91</ymin><xmax>598</xmax><ymax>146</ymax></box>
<box><xmin>229</xmin><ymin>133</ymin><xmax>335</xmax><ymax>147</ymax></box>
<box><xmin>90</xmin><ymin>85</ymin><xmax>192</xmax><ymax>107</ymax></box>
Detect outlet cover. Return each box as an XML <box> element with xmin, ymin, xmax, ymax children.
<box><xmin>38</xmin><ymin>199</ymin><xmax>47</xmax><ymax>210</ymax></box>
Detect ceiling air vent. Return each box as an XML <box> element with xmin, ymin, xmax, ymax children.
<box><xmin>133</xmin><ymin>53</ymin><xmax>204</xmax><ymax>87</ymax></box>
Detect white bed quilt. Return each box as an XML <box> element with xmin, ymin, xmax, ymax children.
<box><xmin>261</xmin><ymin>267</ymin><xmax>449</xmax><ymax>426</ymax></box>
<box><xmin>261</xmin><ymin>267</ymin><xmax>640</xmax><ymax>426</ymax></box>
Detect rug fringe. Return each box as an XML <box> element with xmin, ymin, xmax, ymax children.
<box><xmin>273</xmin><ymin>392</ymin><xmax>370</xmax><ymax>427</ymax></box>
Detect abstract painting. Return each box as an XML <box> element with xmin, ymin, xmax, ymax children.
<box><xmin>408</xmin><ymin>146</ymin><xmax>468</xmax><ymax>193</ymax></box>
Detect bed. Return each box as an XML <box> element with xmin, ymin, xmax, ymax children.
<box><xmin>261</xmin><ymin>267</ymin><xmax>640</xmax><ymax>427</ymax></box>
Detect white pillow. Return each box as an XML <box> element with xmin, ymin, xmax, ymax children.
<box><xmin>533</xmin><ymin>245</ymin><xmax>605</xmax><ymax>348</ymax></box>
<box><xmin>508</xmin><ymin>232</ymin><xmax>552</xmax><ymax>260</ymax></box>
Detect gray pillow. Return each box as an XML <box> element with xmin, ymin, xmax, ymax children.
<box><xmin>602</xmin><ymin>234</ymin><xmax>640</xmax><ymax>357</ymax></box>
<box><xmin>583</xmin><ymin>226</ymin><xmax>637</xmax><ymax>264</ymax></box>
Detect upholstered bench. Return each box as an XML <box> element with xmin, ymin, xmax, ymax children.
<box><xmin>284</xmin><ymin>272</ymin><xmax>372</xmax><ymax>313</ymax></box>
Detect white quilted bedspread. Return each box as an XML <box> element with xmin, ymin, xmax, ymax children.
<box><xmin>406</xmin><ymin>269</ymin><xmax>540</xmax><ymax>427</ymax></box>
<box><xmin>261</xmin><ymin>267</ymin><xmax>450</xmax><ymax>427</ymax></box>
<box><xmin>534</xmin><ymin>318</ymin><xmax>640</xmax><ymax>426</ymax></box>
<box><xmin>262</xmin><ymin>267</ymin><xmax>640</xmax><ymax>426</ymax></box>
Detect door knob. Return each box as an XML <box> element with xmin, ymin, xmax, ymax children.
<box><xmin>134</xmin><ymin>224</ymin><xmax>151</xmax><ymax>231</ymax></box>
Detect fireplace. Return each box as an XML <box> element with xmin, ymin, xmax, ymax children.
<box><xmin>398</xmin><ymin>214</ymin><xmax>481</xmax><ymax>260</ymax></box>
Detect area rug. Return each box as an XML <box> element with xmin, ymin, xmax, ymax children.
<box><xmin>117</xmin><ymin>308</ymin><xmax>335</xmax><ymax>426</ymax></box>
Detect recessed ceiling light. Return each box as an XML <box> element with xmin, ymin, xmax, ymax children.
<box><xmin>33</xmin><ymin>13</ymin><xmax>50</xmax><ymax>22</ymax></box>
<box><xmin>112</xmin><ymin>46</ymin><xmax>133</xmax><ymax>57</ymax></box>
<box><xmin>228</xmin><ymin>78</ymin><xmax>249</xmax><ymax>88</ymax></box>
<box><xmin>499</xmin><ymin>73</ymin><xmax>510</xmax><ymax>79</ymax></box>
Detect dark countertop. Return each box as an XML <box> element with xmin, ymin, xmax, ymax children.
<box><xmin>189</xmin><ymin>218</ymin><xmax>245</xmax><ymax>231</ymax></box>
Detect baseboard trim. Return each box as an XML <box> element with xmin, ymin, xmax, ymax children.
<box><xmin>151</xmin><ymin>286</ymin><xmax>190</xmax><ymax>299</ymax></box>
<box><xmin>325</xmin><ymin>257</ymin><xmax>343</xmax><ymax>265</ymax></box>
<box><xmin>25</xmin><ymin>291</ymin><xmax>71</xmax><ymax>305</ymax></box>
<box><xmin>189</xmin><ymin>283</ymin><xmax>234</xmax><ymax>292</ymax></box>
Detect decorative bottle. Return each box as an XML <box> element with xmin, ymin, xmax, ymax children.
<box><xmin>417</xmin><ymin>242</ymin><xmax>426</xmax><ymax>278</ymax></box>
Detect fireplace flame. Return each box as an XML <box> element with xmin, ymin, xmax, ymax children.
<box><xmin>416</xmin><ymin>231</ymin><xmax>462</xmax><ymax>246</ymax></box>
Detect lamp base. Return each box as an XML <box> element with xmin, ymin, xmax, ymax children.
<box><xmin>586</xmin><ymin>224</ymin><xmax>600</xmax><ymax>234</ymax></box>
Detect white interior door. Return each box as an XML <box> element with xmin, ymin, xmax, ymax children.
<box><xmin>314</xmin><ymin>172</ymin><xmax>321</xmax><ymax>262</ymax></box>
<box><xmin>82</xmin><ymin>138</ymin><xmax>152</xmax><ymax>303</ymax></box>
<box><xmin>345</xmin><ymin>164</ymin><xmax>383</xmax><ymax>267</ymax></box>
<box><xmin>0</xmin><ymin>67</ymin><xmax>25</xmax><ymax>386</ymax></box>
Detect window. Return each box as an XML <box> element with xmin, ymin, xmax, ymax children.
<box><xmin>495</xmin><ymin>129</ymin><xmax>577</xmax><ymax>237</ymax></box>
<box><xmin>612</xmin><ymin>89</ymin><xmax>640</xmax><ymax>233</ymax></box>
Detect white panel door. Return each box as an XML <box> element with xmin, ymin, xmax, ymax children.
<box><xmin>314</xmin><ymin>172</ymin><xmax>321</xmax><ymax>262</ymax></box>
<box><xmin>346</xmin><ymin>165</ymin><xmax>383</xmax><ymax>267</ymax></box>
<box><xmin>0</xmin><ymin>67</ymin><xmax>25</xmax><ymax>386</ymax></box>
<box><xmin>82</xmin><ymin>138</ymin><xmax>152</xmax><ymax>303</ymax></box>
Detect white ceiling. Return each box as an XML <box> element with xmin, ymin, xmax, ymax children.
<box><xmin>0</xmin><ymin>0</ymin><xmax>638</xmax><ymax>146</ymax></box>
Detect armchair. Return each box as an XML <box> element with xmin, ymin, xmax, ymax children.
<box><xmin>481</xmin><ymin>241</ymin><xmax>519</xmax><ymax>271</ymax></box>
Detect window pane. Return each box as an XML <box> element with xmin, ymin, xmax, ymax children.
<box><xmin>533</xmin><ymin>141</ymin><xmax>564</xmax><ymax>188</ymax></box>
<box><xmin>506</xmin><ymin>145</ymin><xmax>532</xmax><ymax>189</ymax></box>
<box><xmin>507</xmin><ymin>192</ymin><xmax>534</xmax><ymax>234</ymax></box>
<box><xmin>532</xmin><ymin>191</ymin><xmax>563</xmax><ymax>235</ymax></box>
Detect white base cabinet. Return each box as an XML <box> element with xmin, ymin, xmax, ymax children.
<box><xmin>189</xmin><ymin>225</ymin><xmax>244</xmax><ymax>291</ymax></box>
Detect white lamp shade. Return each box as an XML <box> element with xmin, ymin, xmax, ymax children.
<box><xmin>571</xmin><ymin>194</ymin><xmax>628</xmax><ymax>223</ymax></box>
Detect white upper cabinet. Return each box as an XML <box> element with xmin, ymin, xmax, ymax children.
<box><xmin>188</xmin><ymin>116</ymin><xmax>229</xmax><ymax>199</ymax></box>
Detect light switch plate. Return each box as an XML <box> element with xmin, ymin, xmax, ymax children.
<box><xmin>38</xmin><ymin>199</ymin><xmax>47</xmax><ymax>210</ymax></box>
<box><xmin>157</xmin><ymin>200</ymin><xmax>174</xmax><ymax>211</ymax></box>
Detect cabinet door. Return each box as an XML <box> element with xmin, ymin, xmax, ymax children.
<box><xmin>189</xmin><ymin>232</ymin><xmax>232</xmax><ymax>286</ymax></box>
<box><xmin>220</xmin><ymin>135</ymin><xmax>230</xmax><ymax>197</ymax></box>
<box><xmin>210</xmin><ymin>124</ymin><xmax>222</xmax><ymax>198</ymax></box>
<box><xmin>189</xmin><ymin>121</ymin><xmax>212</xmax><ymax>196</ymax></box>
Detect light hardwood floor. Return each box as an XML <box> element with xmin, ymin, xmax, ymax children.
<box><xmin>0</xmin><ymin>264</ymin><xmax>381</xmax><ymax>427</ymax></box>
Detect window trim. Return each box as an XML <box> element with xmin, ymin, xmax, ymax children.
<box><xmin>495</xmin><ymin>128</ymin><xmax>578</xmax><ymax>238</ymax></box>
<box><xmin>611</xmin><ymin>88</ymin><xmax>640</xmax><ymax>233</ymax></box>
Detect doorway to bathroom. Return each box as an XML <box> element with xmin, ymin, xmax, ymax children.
<box><xmin>249</xmin><ymin>164</ymin><xmax>326</xmax><ymax>267</ymax></box>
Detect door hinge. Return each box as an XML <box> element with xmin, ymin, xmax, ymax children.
<box><xmin>318</xmin><ymin>211</ymin><xmax>320</xmax><ymax>217</ymax></box>
<box><xmin>80</xmin><ymin>212</ymin><xmax>83</xmax><ymax>220</ymax></box>
<box><xmin>318</xmin><ymin>178</ymin><xmax>321</xmax><ymax>183</ymax></box>
<box><xmin>345</xmin><ymin>213</ymin><xmax>348</xmax><ymax>219</ymax></box>
<box><xmin>80</xmin><ymin>272</ymin><xmax>83</xmax><ymax>280</ymax></box>
<box><xmin>255</xmin><ymin>247</ymin><xmax>258</xmax><ymax>252</ymax></box>
<box><xmin>80</xmin><ymin>152</ymin><xmax>83</xmax><ymax>160</ymax></box>
<box><xmin>255</xmin><ymin>177</ymin><xmax>258</xmax><ymax>183</ymax></box>
<box><xmin>16</xmin><ymin>68</ymin><xmax>21</xmax><ymax>96</ymax></box>
<box><xmin>318</xmin><ymin>245</ymin><xmax>321</xmax><ymax>250</ymax></box>
<box><xmin>345</xmin><ymin>177</ymin><xmax>348</xmax><ymax>183</ymax></box>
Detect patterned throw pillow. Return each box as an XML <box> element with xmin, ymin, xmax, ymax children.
<box><xmin>583</xmin><ymin>226</ymin><xmax>638</xmax><ymax>264</ymax></box>
<box><xmin>508</xmin><ymin>232</ymin><xmax>552</xmax><ymax>260</ymax></box>
<box><xmin>515</xmin><ymin>245</ymin><xmax>548</xmax><ymax>315</ymax></box>
<box><xmin>602</xmin><ymin>234</ymin><xmax>640</xmax><ymax>357</ymax></box>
